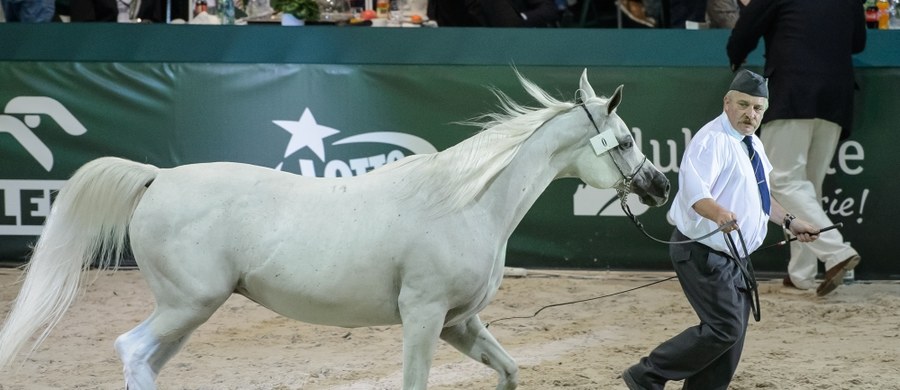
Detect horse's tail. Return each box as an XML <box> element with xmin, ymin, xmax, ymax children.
<box><xmin>0</xmin><ymin>157</ymin><xmax>159</xmax><ymax>369</ymax></box>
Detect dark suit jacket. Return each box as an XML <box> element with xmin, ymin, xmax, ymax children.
<box><xmin>727</xmin><ymin>0</ymin><xmax>866</xmax><ymax>139</ymax></box>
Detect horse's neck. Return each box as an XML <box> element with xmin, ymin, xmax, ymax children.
<box><xmin>474</xmin><ymin>124</ymin><xmax>570</xmax><ymax>237</ymax></box>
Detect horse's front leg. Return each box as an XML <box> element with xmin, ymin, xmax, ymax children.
<box><xmin>399</xmin><ymin>299</ymin><xmax>446</xmax><ymax>390</ymax></box>
<box><xmin>440</xmin><ymin>314</ymin><xmax>518</xmax><ymax>390</ymax></box>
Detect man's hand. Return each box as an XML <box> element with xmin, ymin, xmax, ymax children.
<box><xmin>789</xmin><ymin>218</ymin><xmax>820</xmax><ymax>243</ymax></box>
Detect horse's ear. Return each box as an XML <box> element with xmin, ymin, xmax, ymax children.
<box><xmin>607</xmin><ymin>85</ymin><xmax>624</xmax><ymax>115</ymax></box>
<box><xmin>578</xmin><ymin>69</ymin><xmax>596</xmax><ymax>101</ymax></box>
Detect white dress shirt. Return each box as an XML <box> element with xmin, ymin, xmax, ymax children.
<box><xmin>667</xmin><ymin>112</ymin><xmax>773</xmax><ymax>254</ymax></box>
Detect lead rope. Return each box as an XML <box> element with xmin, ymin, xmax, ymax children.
<box><xmin>484</xmin><ymin>275</ymin><xmax>675</xmax><ymax>328</ymax></box>
<box><xmin>620</xmin><ymin>181</ymin><xmax>760</xmax><ymax>321</ymax></box>
<box><xmin>616</xmin><ymin>185</ymin><xmax>734</xmax><ymax>245</ymax></box>
<box><xmin>724</xmin><ymin>228</ymin><xmax>761</xmax><ymax>322</ymax></box>
<box><xmin>486</xmin><ymin>190</ymin><xmax>757</xmax><ymax>328</ymax></box>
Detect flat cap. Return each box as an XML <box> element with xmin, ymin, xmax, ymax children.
<box><xmin>729</xmin><ymin>69</ymin><xmax>768</xmax><ymax>98</ymax></box>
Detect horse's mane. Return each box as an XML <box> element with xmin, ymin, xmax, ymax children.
<box><xmin>376</xmin><ymin>72</ymin><xmax>604</xmax><ymax>215</ymax></box>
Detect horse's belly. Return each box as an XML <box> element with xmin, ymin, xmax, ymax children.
<box><xmin>238</xmin><ymin>268</ymin><xmax>402</xmax><ymax>328</ymax></box>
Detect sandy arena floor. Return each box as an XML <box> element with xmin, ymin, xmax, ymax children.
<box><xmin>1</xmin><ymin>268</ymin><xmax>899</xmax><ymax>390</ymax></box>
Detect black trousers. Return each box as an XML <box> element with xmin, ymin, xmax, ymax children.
<box><xmin>630</xmin><ymin>229</ymin><xmax>752</xmax><ymax>390</ymax></box>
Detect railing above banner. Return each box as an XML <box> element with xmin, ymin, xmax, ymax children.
<box><xmin>1</xmin><ymin>25</ymin><xmax>898</xmax><ymax>67</ymax></box>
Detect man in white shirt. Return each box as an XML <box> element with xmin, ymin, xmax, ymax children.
<box><xmin>623</xmin><ymin>70</ymin><xmax>820</xmax><ymax>390</ymax></box>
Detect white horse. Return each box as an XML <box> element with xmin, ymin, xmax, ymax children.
<box><xmin>0</xmin><ymin>70</ymin><xmax>668</xmax><ymax>389</ymax></box>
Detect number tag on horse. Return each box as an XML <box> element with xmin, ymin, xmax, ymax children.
<box><xmin>590</xmin><ymin>130</ymin><xmax>619</xmax><ymax>156</ymax></box>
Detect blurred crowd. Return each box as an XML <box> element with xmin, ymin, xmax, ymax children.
<box><xmin>0</xmin><ymin>0</ymin><xmax>749</xmax><ymax>27</ymax></box>
<box><xmin>611</xmin><ymin>0</ymin><xmax>744</xmax><ymax>29</ymax></box>
<box><xmin>0</xmin><ymin>0</ymin><xmax>189</xmax><ymax>22</ymax></box>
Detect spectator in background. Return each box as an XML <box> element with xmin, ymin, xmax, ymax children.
<box><xmin>622</xmin><ymin>0</ymin><xmax>744</xmax><ymax>28</ymax></box>
<box><xmin>1</xmin><ymin>0</ymin><xmax>55</xmax><ymax>21</ymax></box>
<box><xmin>428</xmin><ymin>0</ymin><xmax>481</xmax><ymax>26</ymax></box>
<box><xmin>727</xmin><ymin>0</ymin><xmax>866</xmax><ymax>296</ymax></box>
<box><xmin>70</xmin><ymin>0</ymin><xmax>161</xmax><ymax>21</ymax></box>
<box><xmin>480</xmin><ymin>0</ymin><xmax>559</xmax><ymax>26</ymax></box>
<box><xmin>668</xmin><ymin>0</ymin><xmax>706</xmax><ymax>27</ymax></box>
<box><xmin>618</xmin><ymin>0</ymin><xmax>656</xmax><ymax>27</ymax></box>
<box><xmin>429</xmin><ymin>0</ymin><xmax>559</xmax><ymax>27</ymax></box>
<box><xmin>707</xmin><ymin>0</ymin><xmax>741</xmax><ymax>28</ymax></box>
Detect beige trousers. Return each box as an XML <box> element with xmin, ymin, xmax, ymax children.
<box><xmin>760</xmin><ymin>119</ymin><xmax>858</xmax><ymax>288</ymax></box>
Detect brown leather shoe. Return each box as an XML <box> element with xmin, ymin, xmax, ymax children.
<box><xmin>816</xmin><ymin>255</ymin><xmax>861</xmax><ymax>297</ymax></box>
<box><xmin>782</xmin><ymin>276</ymin><xmax>796</xmax><ymax>288</ymax></box>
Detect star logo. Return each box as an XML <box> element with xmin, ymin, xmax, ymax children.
<box><xmin>273</xmin><ymin>107</ymin><xmax>340</xmax><ymax>161</ymax></box>
<box><xmin>271</xmin><ymin>107</ymin><xmax>439</xmax><ymax>176</ymax></box>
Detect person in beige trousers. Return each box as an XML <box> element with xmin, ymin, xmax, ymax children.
<box><xmin>727</xmin><ymin>0</ymin><xmax>866</xmax><ymax>296</ymax></box>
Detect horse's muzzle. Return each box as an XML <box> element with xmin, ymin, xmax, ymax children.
<box><xmin>634</xmin><ymin>169</ymin><xmax>670</xmax><ymax>207</ymax></box>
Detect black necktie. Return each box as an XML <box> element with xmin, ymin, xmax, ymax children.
<box><xmin>742</xmin><ymin>136</ymin><xmax>770</xmax><ymax>214</ymax></box>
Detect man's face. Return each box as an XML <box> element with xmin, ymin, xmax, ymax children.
<box><xmin>724</xmin><ymin>91</ymin><xmax>768</xmax><ymax>135</ymax></box>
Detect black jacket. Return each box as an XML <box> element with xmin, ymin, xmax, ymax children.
<box><xmin>727</xmin><ymin>0</ymin><xmax>866</xmax><ymax>138</ymax></box>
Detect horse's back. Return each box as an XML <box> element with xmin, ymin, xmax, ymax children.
<box><xmin>130</xmin><ymin>162</ymin><xmax>306</xmax><ymax>264</ymax></box>
<box><xmin>128</xmin><ymin>161</ymin><xmax>417</xmax><ymax>326</ymax></box>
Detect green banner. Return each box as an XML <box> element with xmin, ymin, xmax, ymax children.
<box><xmin>1</xmin><ymin>62</ymin><xmax>897</xmax><ymax>279</ymax></box>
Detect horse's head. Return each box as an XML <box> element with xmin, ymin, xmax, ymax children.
<box><xmin>568</xmin><ymin>70</ymin><xmax>669</xmax><ymax>207</ymax></box>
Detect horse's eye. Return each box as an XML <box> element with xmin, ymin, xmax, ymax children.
<box><xmin>621</xmin><ymin>141</ymin><xmax>633</xmax><ymax>149</ymax></box>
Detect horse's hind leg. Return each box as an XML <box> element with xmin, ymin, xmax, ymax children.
<box><xmin>115</xmin><ymin>301</ymin><xmax>225</xmax><ymax>390</ymax></box>
<box><xmin>114</xmin><ymin>268</ymin><xmax>234</xmax><ymax>390</ymax></box>
<box><xmin>440</xmin><ymin>314</ymin><xmax>518</xmax><ymax>390</ymax></box>
<box><xmin>114</xmin><ymin>313</ymin><xmax>186</xmax><ymax>389</ymax></box>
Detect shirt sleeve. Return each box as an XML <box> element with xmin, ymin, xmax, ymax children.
<box><xmin>678</xmin><ymin>135</ymin><xmax>721</xmax><ymax>210</ymax></box>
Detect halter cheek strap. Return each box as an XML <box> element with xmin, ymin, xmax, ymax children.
<box><xmin>578</xmin><ymin>103</ymin><xmax>645</xmax><ymax>190</ymax></box>
<box><xmin>578</xmin><ymin>103</ymin><xmax>621</xmax><ymax>156</ymax></box>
